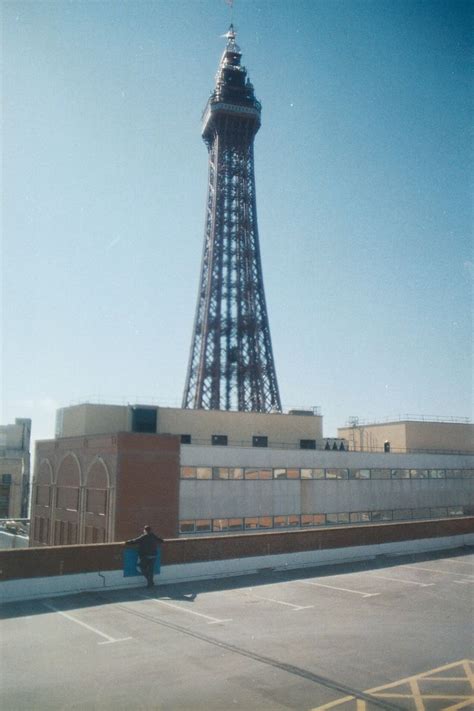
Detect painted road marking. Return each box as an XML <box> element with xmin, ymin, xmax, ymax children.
<box><xmin>245</xmin><ymin>588</ymin><xmax>314</xmax><ymax>611</ymax></box>
<box><xmin>369</xmin><ymin>573</ymin><xmax>435</xmax><ymax>587</ymax></box>
<box><xmin>399</xmin><ymin>564</ymin><xmax>474</xmax><ymax>579</ymax></box>
<box><xmin>42</xmin><ymin>602</ymin><xmax>132</xmax><ymax>645</ymax></box>
<box><xmin>310</xmin><ymin>659</ymin><xmax>474</xmax><ymax>710</ymax></box>
<box><xmin>296</xmin><ymin>580</ymin><xmax>380</xmax><ymax>598</ymax></box>
<box><xmin>140</xmin><ymin>596</ymin><xmax>231</xmax><ymax>624</ymax></box>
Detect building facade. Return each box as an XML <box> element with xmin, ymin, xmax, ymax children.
<box><xmin>0</xmin><ymin>419</ymin><xmax>31</xmax><ymax>519</ymax></box>
<box><xmin>30</xmin><ymin>405</ymin><xmax>474</xmax><ymax>546</ymax></box>
<box><xmin>338</xmin><ymin>419</ymin><xmax>474</xmax><ymax>454</ymax></box>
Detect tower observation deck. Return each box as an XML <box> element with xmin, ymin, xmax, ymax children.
<box><xmin>182</xmin><ymin>26</ymin><xmax>282</xmax><ymax>413</ymax></box>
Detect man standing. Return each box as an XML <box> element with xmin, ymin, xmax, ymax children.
<box><xmin>125</xmin><ymin>525</ymin><xmax>163</xmax><ymax>588</ymax></box>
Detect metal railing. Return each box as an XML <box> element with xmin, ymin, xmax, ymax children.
<box><xmin>345</xmin><ymin>414</ymin><xmax>471</xmax><ymax>426</ymax></box>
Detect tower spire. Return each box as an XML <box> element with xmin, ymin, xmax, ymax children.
<box><xmin>182</xmin><ymin>30</ymin><xmax>282</xmax><ymax>413</ymax></box>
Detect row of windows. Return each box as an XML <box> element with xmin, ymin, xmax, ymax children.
<box><xmin>181</xmin><ymin>435</ymin><xmax>326</xmax><ymax>449</ymax></box>
<box><xmin>35</xmin><ymin>486</ymin><xmax>107</xmax><ymax>514</ymax></box>
<box><xmin>180</xmin><ymin>467</ymin><xmax>474</xmax><ymax>480</ymax></box>
<box><xmin>33</xmin><ymin>518</ymin><xmax>106</xmax><ymax>545</ymax></box>
<box><xmin>179</xmin><ymin>505</ymin><xmax>470</xmax><ymax>534</ymax></box>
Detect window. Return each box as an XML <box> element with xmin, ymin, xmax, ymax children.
<box><xmin>0</xmin><ymin>485</ymin><xmax>10</xmax><ymax>517</ymax></box>
<box><xmin>86</xmin><ymin>489</ymin><xmax>107</xmax><ymax>515</ymax></box>
<box><xmin>36</xmin><ymin>485</ymin><xmax>50</xmax><ymax>506</ymax></box>
<box><xmin>212</xmin><ymin>467</ymin><xmax>229</xmax><ymax>480</ymax></box>
<box><xmin>300</xmin><ymin>439</ymin><xmax>316</xmax><ymax>450</ymax></box>
<box><xmin>196</xmin><ymin>519</ymin><xmax>211</xmax><ymax>532</ymax></box>
<box><xmin>337</xmin><ymin>513</ymin><xmax>350</xmax><ymax>524</ymax></box>
<box><xmin>349</xmin><ymin>469</ymin><xmax>370</xmax><ymax>480</ymax></box>
<box><xmin>326</xmin><ymin>513</ymin><xmax>338</xmax><ymax>524</ymax></box>
<box><xmin>326</xmin><ymin>469</ymin><xmax>348</xmax><ymax>480</ymax></box>
<box><xmin>301</xmin><ymin>514</ymin><xmax>314</xmax><ymax>526</ymax></box>
<box><xmin>313</xmin><ymin>514</ymin><xmax>326</xmax><ymax>525</ymax></box>
<box><xmin>2</xmin><ymin>474</ymin><xmax>12</xmax><ymax>485</ymax></box>
<box><xmin>245</xmin><ymin>468</ymin><xmax>271</xmax><ymax>479</ymax></box>
<box><xmin>447</xmin><ymin>506</ymin><xmax>464</xmax><ymax>516</ymax></box>
<box><xmin>180</xmin><ymin>467</ymin><xmax>196</xmax><ymax>479</ymax></box>
<box><xmin>392</xmin><ymin>509</ymin><xmax>413</xmax><ymax>520</ymax></box>
<box><xmin>228</xmin><ymin>468</ymin><xmax>244</xmax><ymax>480</ymax></box>
<box><xmin>274</xmin><ymin>468</ymin><xmax>287</xmax><ymax>479</ymax></box>
<box><xmin>179</xmin><ymin>520</ymin><xmax>195</xmax><ymax>533</ymax></box>
<box><xmin>371</xmin><ymin>469</ymin><xmax>391</xmax><ymax>479</ymax></box>
<box><xmin>213</xmin><ymin>518</ymin><xmax>229</xmax><ymax>532</ymax></box>
<box><xmin>430</xmin><ymin>507</ymin><xmax>448</xmax><ymax>517</ymax></box>
<box><xmin>131</xmin><ymin>407</ymin><xmax>157</xmax><ymax>433</ymax></box>
<box><xmin>180</xmin><ymin>434</ymin><xmax>191</xmax><ymax>444</ymax></box>
<box><xmin>57</xmin><ymin>487</ymin><xmax>79</xmax><ymax>511</ymax></box>
<box><xmin>258</xmin><ymin>516</ymin><xmax>273</xmax><ymax>528</ymax></box>
<box><xmin>301</xmin><ymin>469</ymin><xmax>313</xmax><ymax>479</ymax></box>
<box><xmin>228</xmin><ymin>518</ymin><xmax>243</xmax><ymax>530</ymax></box>
<box><xmin>429</xmin><ymin>469</ymin><xmax>445</xmax><ymax>479</ymax></box>
<box><xmin>410</xmin><ymin>469</ymin><xmax>429</xmax><ymax>479</ymax></box>
<box><xmin>412</xmin><ymin>508</ymin><xmax>430</xmax><ymax>519</ymax></box>
<box><xmin>274</xmin><ymin>515</ymin><xmax>288</xmax><ymax>527</ymax></box>
<box><xmin>212</xmin><ymin>434</ymin><xmax>228</xmax><ymax>446</ymax></box>
<box><xmin>244</xmin><ymin>517</ymin><xmax>258</xmax><ymax>529</ymax></box>
<box><xmin>371</xmin><ymin>510</ymin><xmax>392</xmax><ymax>521</ymax></box>
<box><xmin>196</xmin><ymin>467</ymin><xmax>212</xmax><ymax>480</ymax></box>
<box><xmin>288</xmin><ymin>514</ymin><xmax>300</xmax><ymax>527</ymax></box>
<box><xmin>287</xmin><ymin>469</ymin><xmax>299</xmax><ymax>479</ymax></box>
<box><xmin>392</xmin><ymin>469</ymin><xmax>410</xmax><ymax>479</ymax></box>
<box><xmin>252</xmin><ymin>435</ymin><xmax>268</xmax><ymax>448</ymax></box>
<box><xmin>350</xmin><ymin>512</ymin><xmax>370</xmax><ymax>523</ymax></box>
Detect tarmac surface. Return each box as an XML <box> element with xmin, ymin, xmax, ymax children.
<box><xmin>1</xmin><ymin>547</ymin><xmax>473</xmax><ymax>710</ymax></box>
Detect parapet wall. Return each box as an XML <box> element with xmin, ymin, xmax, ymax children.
<box><xmin>1</xmin><ymin>517</ymin><xmax>473</xmax><ymax>582</ymax></box>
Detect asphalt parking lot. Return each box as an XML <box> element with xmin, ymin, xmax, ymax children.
<box><xmin>1</xmin><ymin>547</ymin><xmax>473</xmax><ymax>710</ymax></box>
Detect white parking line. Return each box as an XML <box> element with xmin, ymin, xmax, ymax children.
<box><xmin>295</xmin><ymin>580</ymin><xmax>379</xmax><ymax>598</ymax></box>
<box><xmin>399</xmin><ymin>565</ymin><xmax>474</xmax><ymax>579</ymax></box>
<box><xmin>141</xmin><ymin>596</ymin><xmax>231</xmax><ymax>624</ymax></box>
<box><xmin>43</xmin><ymin>602</ymin><xmax>132</xmax><ymax>645</ymax></box>
<box><xmin>369</xmin><ymin>573</ymin><xmax>435</xmax><ymax>587</ymax></box>
<box><xmin>245</xmin><ymin>588</ymin><xmax>314</xmax><ymax>611</ymax></box>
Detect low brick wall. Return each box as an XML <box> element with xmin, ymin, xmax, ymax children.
<box><xmin>1</xmin><ymin>517</ymin><xmax>473</xmax><ymax>582</ymax></box>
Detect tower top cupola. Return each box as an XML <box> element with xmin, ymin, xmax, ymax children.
<box><xmin>209</xmin><ymin>24</ymin><xmax>260</xmax><ymax>112</ymax></box>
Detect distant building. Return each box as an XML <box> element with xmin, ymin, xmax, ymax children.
<box><xmin>29</xmin><ymin>404</ymin><xmax>473</xmax><ymax>546</ymax></box>
<box><xmin>0</xmin><ymin>419</ymin><xmax>31</xmax><ymax>518</ymax></box>
<box><xmin>338</xmin><ymin>418</ymin><xmax>474</xmax><ymax>454</ymax></box>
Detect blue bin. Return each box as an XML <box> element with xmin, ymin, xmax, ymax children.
<box><xmin>123</xmin><ymin>548</ymin><xmax>161</xmax><ymax>577</ymax></box>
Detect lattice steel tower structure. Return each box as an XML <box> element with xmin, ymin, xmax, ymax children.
<box><xmin>182</xmin><ymin>26</ymin><xmax>282</xmax><ymax>413</ymax></box>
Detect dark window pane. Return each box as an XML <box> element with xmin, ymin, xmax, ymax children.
<box><xmin>212</xmin><ymin>434</ymin><xmax>228</xmax><ymax>446</ymax></box>
<box><xmin>131</xmin><ymin>407</ymin><xmax>157</xmax><ymax>433</ymax></box>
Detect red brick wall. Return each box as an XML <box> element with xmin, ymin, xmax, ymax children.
<box><xmin>1</xmin><ymin>517</ymin><xmax>472</xmax><ymax>581</ymax></box>
<box><xmin>114</xmin><ymin>433</ymin><xmax>180</xmax><ymax>540</ymax></box>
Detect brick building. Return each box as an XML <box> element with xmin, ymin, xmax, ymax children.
<box><xmin>30</xmin><ymin>404</ymin><xmax>474</xmax><ymax>546</ymax></box>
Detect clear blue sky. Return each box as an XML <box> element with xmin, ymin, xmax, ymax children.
<box><xmin>2</xmin><ymin>0</ymin><xmax>472</xmax><ymax>448</ymax></box>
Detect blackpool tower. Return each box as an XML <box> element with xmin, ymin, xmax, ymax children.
<box><xmin>182</xmin><ymin>26</ymin><xmax>282</xmax><ymax>413</ymax></box>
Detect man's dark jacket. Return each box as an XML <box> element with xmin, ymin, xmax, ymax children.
<box><xmin>126</xmin><ymin>531</ymin><xmax>163</xmax><ymax>557</ymax></box>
